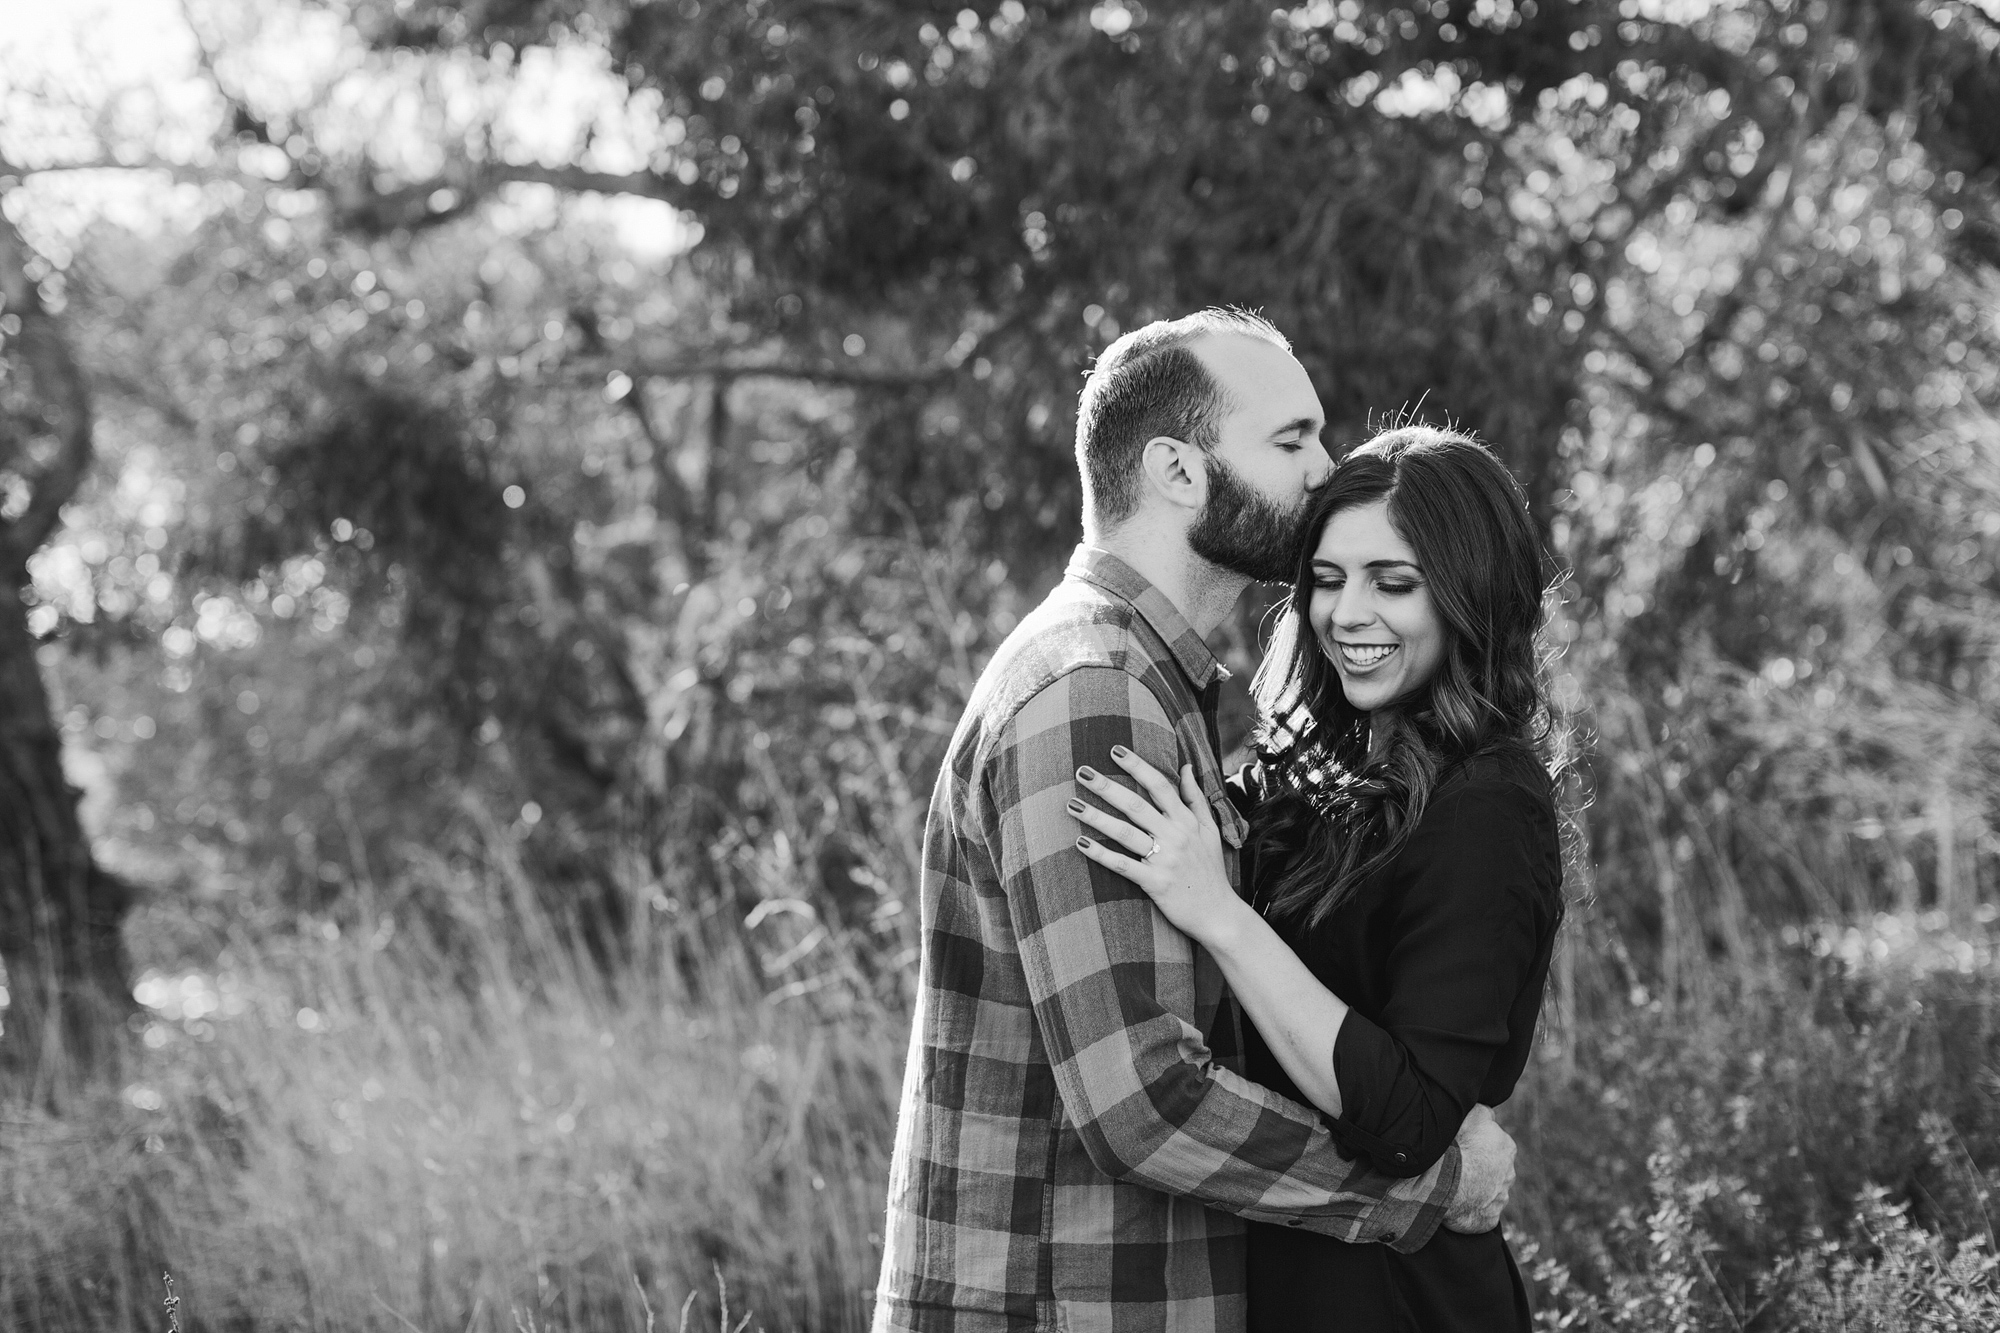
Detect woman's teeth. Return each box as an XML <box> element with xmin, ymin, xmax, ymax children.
<box><xmin>1339</xmin><ymin>643</ymin><xmax>1398</xmax><ymax>670</ymax></box>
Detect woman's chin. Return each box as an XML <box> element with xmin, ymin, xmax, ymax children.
<box><xmin>1337</xmin><ymin>674</ymin><xmax>1396</xmax><ymax>713</ymax></box>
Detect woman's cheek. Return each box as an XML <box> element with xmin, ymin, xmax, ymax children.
<box><xmin>1306</xmin><ymin>592</ymin><xmax>1334</xmax><ymax>641</ymax></box>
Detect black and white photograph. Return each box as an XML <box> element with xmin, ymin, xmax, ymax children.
<box><xmin>3</xmin><ymin>1</ymin><xmax>2000</xmax><ymax>1329</ymax></box>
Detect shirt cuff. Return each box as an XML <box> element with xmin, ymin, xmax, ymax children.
<box><xmin>1386</xmin><ymin>1142</ymin><xmax>1457</xmax><ymax>1253</ymax></box>
<box><xmin>1325</xmin><ymin>1011</ymin><xmax>1431</xmax><ymax>1175</ymax></box>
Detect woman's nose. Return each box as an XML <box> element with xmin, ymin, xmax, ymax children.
<box><xmin>1332</xmin><ymin>586</ymin><xmax>1375</xmax><ymax>629</ymax></box>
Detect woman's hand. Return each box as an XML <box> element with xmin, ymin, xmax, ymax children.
<box><xmin>1069</xmin><ymin>746</ymin><xmax>1252</xmax><ymax>949</ymax></box>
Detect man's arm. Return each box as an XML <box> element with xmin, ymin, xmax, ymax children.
<box><xmin>1448</xmin><ymin>1106</ymin><xmax>1516</xmax><ymax>1234</ymax></box>
<box><xmin>984</xmin><ymin>666</ymin><xmax>1459</xmax><ymax>1253</ymax></box>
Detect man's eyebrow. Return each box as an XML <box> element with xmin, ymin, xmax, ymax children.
<box><xmin>1268</xmin><ymin>416</ymin><xmax>1321</xmax><ymax>439</ymax></box>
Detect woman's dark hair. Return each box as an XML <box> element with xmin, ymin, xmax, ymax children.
<box><xmin>1248</xmin><ymin>424</ymin><xmax>1569</xmax><ymax>928</ymax></box>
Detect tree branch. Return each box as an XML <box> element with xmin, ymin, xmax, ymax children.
<box><xmin>1</xmin><ymin>153</ymin><xmax>220</xmax><ymax>190</ymax></box>
<box><xmin>3</xmin><ymin>150</ymin><xmax>699</xmax><ymax>238</ymax></box>
<box><xmin>483</xmin><ymin>161</ymin><xmax>688</xmax><ymax>204</ymax></box>
<box><xmin>178</xmin><ymin>0</ymin><xmax>284</xmax><ymax>148</ymax></box>
<box><xmin>93</xmin><ymin>367</ymin><xmax>200</xmax><ymax>434</ymax></box>
<box><xmin>622</xmin><ymin>357</ymin><xmax>941</xmax><ymax>388</ymax></box>
<box><xmin>322</xmin><ymin>160</ymin><xmax>699</xmax><ymax>236</ymax></box>
<box><xmin>1681</xmin><ymin>49</ymin><xmax>1845</xmax><ymax>371</ymax></box>
<box><xmin>616</xmin><ymin>314</ymin><xmax>1027</xmax><ymax>392</ymax></box>
<box><xmin>0</xmin><ymin>212</ymin><xmax>95</xmax><ymax>573</ymax></box>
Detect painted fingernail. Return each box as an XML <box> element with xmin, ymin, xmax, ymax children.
<box><xmin>1077</xmin><ymin>766</ymin><xmax>1098</xmax><ymax>781</ymax></box>
<box><xmin>1076</xmin><ymin>836</ymin><xmax>1093</xmax><ymax>849</ymax></box>
<box><xmin>1066</xmin><ymin>798</ymin><xmax>1085</xmax><ymax>815</ymax></box>
<box><xmin>1110</xmin><ymin>745</ymin><xmax>1130</xmax><ymax>758</ymax></box>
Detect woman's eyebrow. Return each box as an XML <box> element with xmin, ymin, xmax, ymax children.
<box><xmin>1310</xmin><ymin>557</ymin><xmax>1423</xmax><ymax>574</ymax></box>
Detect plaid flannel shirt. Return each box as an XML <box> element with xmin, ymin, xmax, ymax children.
<box><xmin>872</xmin><ymin>547</ymin><xmax>1459</xmax><ymax>1333</ymax></box>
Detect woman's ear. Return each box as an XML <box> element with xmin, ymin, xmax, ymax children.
<box><xmin>1140</xmin><ymin>435</ymin><xmax>1204</xmax><ymax>514</ymax></box>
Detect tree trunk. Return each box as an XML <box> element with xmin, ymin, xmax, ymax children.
<box><xmin>0</xmin><ymin>208</ymin><xmax>130</xmax><ymax>1099</ymax></box>
<box><xmin>0</xmin><ymin>578</ymin><xmax>132</xmax><ymax>1098</ymax></box>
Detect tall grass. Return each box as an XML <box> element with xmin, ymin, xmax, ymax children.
<box><xmin>7</xmin><ymin>871</ymin><xmax>2000</xmax><ymax>1331</ymax></box>
<box><xmin>1</xmin><ymin>869</ymin><xmax>905</xmax><ymax>1333</ymax></box>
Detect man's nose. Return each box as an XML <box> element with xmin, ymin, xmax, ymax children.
<box><xmin>1305</xmin><ymin>442</ymin><xmax>1334</xmax><ymax>490</ymax></box>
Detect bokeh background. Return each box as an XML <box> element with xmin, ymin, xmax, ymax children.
<box><xmin>3</xmin><ymin>1</ymin><xmax>2000</xmax><ymax>1329</ymax></box>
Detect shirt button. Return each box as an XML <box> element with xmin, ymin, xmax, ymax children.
<box><xmin>1381</xmin><ymin>1232</ymin><xmax>1399</xmax><ymax>1244</ymax></box>
<box><xmin>1286</xmin><ymin>1218</ymin><xmax>1304</xmax><ymax>1227</ymax></box>
<box><xmin>1394</xmin><ymin>1152</ymin><xmax>1408</xmax><ymax>1163</ymax></box>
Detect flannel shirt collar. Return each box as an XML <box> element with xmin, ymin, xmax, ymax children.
<box><xmin>1065</xmin><ymin>545</ymin><xmax>1232</xmax><ymax>692</ymax></box>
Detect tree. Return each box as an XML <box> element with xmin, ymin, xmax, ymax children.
<box><xmin>0</xmin><ymin>204</ymin><xmax>131</xmax><ymax>1095</ymax></box>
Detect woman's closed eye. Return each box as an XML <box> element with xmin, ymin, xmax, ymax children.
<box><xmin>1314</xmin><ymin>575</ymin><xmax>1421</xmax><ymax>596</ymax></box>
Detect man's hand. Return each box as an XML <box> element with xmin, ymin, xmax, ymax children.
<box><xmin>1442</xmin><ymin>1104</ymin><xmax>1516</xmax><ymax>1234</ymax></box>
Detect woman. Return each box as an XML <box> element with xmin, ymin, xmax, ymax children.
<box><xmin>1068</xmin><ymin>425</ymin><xmax>1566</xmax><ymax>1331</ymax></box>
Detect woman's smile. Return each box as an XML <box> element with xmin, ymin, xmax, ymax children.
<box><xmin>1334</xmin><ymin>641</ymin><xmax>1400</xmax><ymax>672</ymax></box>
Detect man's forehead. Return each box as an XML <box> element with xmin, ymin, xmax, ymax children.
<box><xmin>1191</xmin><ymin>333</ymin><xmax>1320</xmax><ymax>425</ymax></box>
<box><xmin>1188</xmin><ymin>330</ymin><xmax>1300</xmax><ymax>376</ymax></box>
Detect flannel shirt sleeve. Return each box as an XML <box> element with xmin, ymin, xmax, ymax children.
<box><xmin>982</xmin><ymin>666</ymin><xmax>1458</xmax><ymax>1253</ymax></box>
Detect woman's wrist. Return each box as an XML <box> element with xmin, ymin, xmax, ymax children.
<box><xmin>1197</xmin><ymin>892</ymin><xmax>1268</xmax><ymax>960</ymax></box>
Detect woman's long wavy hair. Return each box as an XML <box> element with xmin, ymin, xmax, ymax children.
<box><xmin>1248</xmin><ymin>424</ymin><xmax>1569</xmax><ymax>929</ymax></box>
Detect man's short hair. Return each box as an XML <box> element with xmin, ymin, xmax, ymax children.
<box><xmin>1074</xmin><ymin>307</ymin><xmax>1292</xmax><ymax>526</ymax></box>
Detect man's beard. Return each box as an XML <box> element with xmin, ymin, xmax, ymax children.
<box><xmin>1188</xmin><ymin>453</ymin><xmax>1311</xmax><ymax>584</ymax></box>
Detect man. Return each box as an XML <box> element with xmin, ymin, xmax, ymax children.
<box><xmin>873</xmin><ymin>309</ymin><xmax>1516</xmax><ymax>1333</ymax></box>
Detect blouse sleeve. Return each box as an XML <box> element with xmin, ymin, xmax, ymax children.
<box><xmin>1326</xmin><ymin>776</ymin><xmax>1556</xmax><ymax>1176</ymax></box>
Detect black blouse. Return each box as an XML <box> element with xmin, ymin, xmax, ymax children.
<box><xmin>1229</xmin><ymin>748</ymin><xmax>1562</xmax><ymax>1332</ymax></box>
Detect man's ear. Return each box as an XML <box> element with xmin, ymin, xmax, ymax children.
<box><xmin>1140</xmin><ymin>435</ymin><xmax>1206</xmax><ymax>514</ymax></box>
